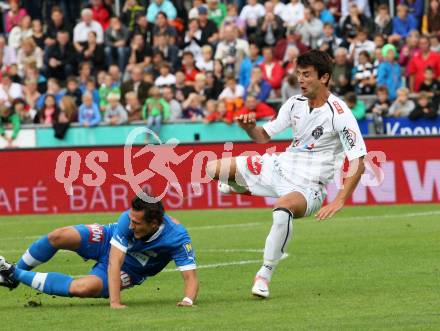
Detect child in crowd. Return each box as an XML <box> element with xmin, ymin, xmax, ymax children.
<box><xmin>65</xmin><ymin>76</ymin><xmax>82</xmax><ymax>107</ymax></box>
<box><xmin>389</xmin><ymin>87</ymin><xmax>415</xmax><ymax>117</ymax></box>
<box><xmin>78</xmin><ymin>92</ymin><xmax>101</xmax><ymax>127</ymax></box>
<box><xmin>124</xmin><ymin>91</ymin><xmax>142</xmax><ymax>122</ymax></box>
<box><xmin>353</xmin><ymin>50</ymin><xmax>375</xmax><ymax>95</ymax></box>
<box><xmin>409</xmin><ymin>92</ymin><xmax>438</xmax><ymax>120</ymax></box>
<box><xmin>143</xmin><ymin>86</ymin><xmax>170</xmax><ymax>142</ymax></box>
<box><xmin>344</xmin><ymin>92</ymin><xmax>366</xmax><ymax>120</ymax></box>
<box><xmin>104</xmin><ymin>92</ymin><xmax>128</xmax><ymax>125</ymax></box>
<box><xmin>34</xmin><ymin>94</ymin><xmax>59</xmax><ymax>124</ymax></box>
<box><xmin>368</xmin><ymin>86</ymin><xmax>390</xmax><ymax>134</ymax></box>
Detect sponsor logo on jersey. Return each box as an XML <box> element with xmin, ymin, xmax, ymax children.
<box><xmin>120</xmin><ymin>271</ymin><xmax>132</xmax><ymax>289</ymax></box>
<box><xmin>311</xmin><ymin>125</ymin><xmax>324</xmax><ymax>139</ymax></box>
<box><xmin>342</xmin><ymin>126</ymin><xmax>356</xmax><ymax>149</ymax></box>
<box><xmin>87</xmin><ymin>224</ymin><xmax>104</xmax><ymax>243</ymax></box>
<box><xmin>246</xmin><ymin>155</ymin><xmax>262</xmax><ymax>175</ymax></box>
<box><xmin>333</xmin><ymin>101</ymin><xmax>344</xmax><ymax>114</ymax></box>
<box><xmin>184</xmin><ymin>242</ymin><xmax>195</xmax><ymax>260</ymax></box>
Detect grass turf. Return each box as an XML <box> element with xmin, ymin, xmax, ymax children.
<box><xmin>0</xmin><ymin>204</ymin><xmax>439</xmax><ymax>331</ymax></box>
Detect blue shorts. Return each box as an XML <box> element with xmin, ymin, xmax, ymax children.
<box><xmin>74</xmin><ymin>224</ymin><xmax>135</xmax><ymax>298</ymax></box>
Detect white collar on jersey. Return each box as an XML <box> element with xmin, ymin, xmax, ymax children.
<box><xmin>144</xmin><ymin>223</ymin><xmax>165</xmax><ymax>242</ymax></box>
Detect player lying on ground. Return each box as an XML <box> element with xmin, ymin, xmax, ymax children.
<box><xmin>0</xmin><ymin>196</ymin><xmax>198</xmax><ymax>308</ymax></box>
<box><xmin>206</xmin><ymin>50</ymin><xmax>367</xmax><ymax>299</ymax></box>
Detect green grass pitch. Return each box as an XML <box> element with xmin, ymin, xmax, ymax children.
<box><xmin>0</xmin><ymin>204</ymin><xmax>439</xmax><ymax>331</ymax></box>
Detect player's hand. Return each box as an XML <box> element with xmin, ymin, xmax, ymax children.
<box><xmin>177</xmin><ymin>301</ymin><xmax>196</xmax><ymax>308</ymax></box>
<box><xmin>110</xmin><ymin>303</ymin><xmax>127</xmax><ymax>309</ymax></box>
<box><xmin>315</xmin><ymin>200</ymin><xmax>344</xmax><ymax>221</ymax></box>
<box><xmin>236</xmin><ymin>113</ymin><xmax>256</xmax><ymax>129</ymax></box>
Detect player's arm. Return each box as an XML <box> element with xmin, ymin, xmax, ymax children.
<box><xmin>108</xmin><ymin>244</ymin><xmax>126</xmax><ymax>309</ymax></box>
<box><xmin>237</xmin><ymin>97</ymin><xmax>294</xmax><ymax>143</ymax></box>
<box><xmin>236</xmin><ymin>112</ymin><xmax>271</xmax><ymax>143</ymax></box>
<box><xmin>177</xmin><ymin>269</ymin><xmax>199</xmax><ymax>307</ymax></box>
<box><xmin>316</xmin><ymin>156</ymin><xmax>365</xmax><ymax>220</ymax></box>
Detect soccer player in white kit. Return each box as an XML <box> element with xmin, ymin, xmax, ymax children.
<box><xmin>206</xmin><ymin>50</ymin><xmax>367</xmax><ymax>298</ymax></box>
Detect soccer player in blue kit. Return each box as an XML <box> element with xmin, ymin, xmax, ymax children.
<box><xmin>0</xmin><ymin>196</ymin><xmax>199</xmax><ymax>308</ymax></box>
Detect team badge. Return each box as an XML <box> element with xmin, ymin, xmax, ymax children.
<box><xmin>246</xmin><ymin>155</ymin><xmax>262</xmax><ymax>175</ymax></box>
<box><xmin>311</xmin><ymin>126</ymin><xmax>324</xmax><ymax>140</ymax></box>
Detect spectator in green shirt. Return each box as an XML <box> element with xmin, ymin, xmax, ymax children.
<box><xmin>143</xmin><ymin>86</ymin><xmax>170</xmax><ymax>143</ymax></box>
<box><xmin>207</xmin><ymin>0</ymin><xmax>227</xmax><ymax>27</ymax></box>
<box><xmin>0</xmin><ymin>104</ymin><xmax>21</xmax><ymax>147</ymax></box>
<box><xmin>344</xmin><ymin>92</ymin><xmax>366</xmax><ymax>120</ymax></box>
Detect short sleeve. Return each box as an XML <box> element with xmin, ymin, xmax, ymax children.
<box><xmin>262</xmin><ymin>97</ymin><xmax>294</xmax><ymax>137</ymax></box>
<box><xmin>109</xmin><ymin>211</ymin><xmax>131</xmax><ymax>253</ymax></box>
<box><xmin>171</xmin><ymin>238</ymin><xmax>196</xmax><ymax>271</ymax></box>
<box><xmin>332</xmin><ymin>99</ymin><xmax>367</xmax><ymax>161</ymax></box>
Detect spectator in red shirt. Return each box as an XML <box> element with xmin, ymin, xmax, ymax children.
<box><xmin>259</xmin><ymin>46</ymin><xmax>284</xmax><ymax>92</ymax></box>
<box><xmin>408</xmin><ymin>35</ymin><xmax>440</xmax><ymax>91</ymax></box>
<box><xmin>181</xmin><ymin>51</ymin><xmax>200</xmax><ymax>85</ymax></box>
<box><xmin>236</xmin><ymin>94</ymin><xmax>276</xmax><ymax>120</ymax></box>
<box><xmin>89</xmin><ymin>0</ymin><xmax>112</xmax><ymax>31</ymax></box>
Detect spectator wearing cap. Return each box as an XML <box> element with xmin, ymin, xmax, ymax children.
<box><xmin>5</xmin><ymin>0</ymin><xmax>27</xmax><ymax>33</ymax></box>
<box><xmin>44</xmin><ymin>30</ymin><xmax>77</xmax><ymax>81</ymax></box>
<box><xmin>146</xmin><ymin>0</ymin><xmax>177</xmax><ymax>24</ymax></box>
<box><xmin>377</xmin><ymin>44</ymin><xmax>402</xmax><ymax>100</ymax></box>
<box><xmin>255</xmin><ymin>1</ymin><xmax>285</xmax><ymax>49</ymax></box>
<box><xmin>89</xmin><ymin>0</ymin><xmax>112</xmax><ymax>31</ymax></box>
<box><xmin>215</xmin><ymin>25</ymin><xmax>249</xmax><ymax>78</ymax></box>
<box><xmin>44</xmin><ymin>6</ymin><xmax>72</xmax><ymax>48</ymax></box>
<box><xmin>104</xmin><ymin>17</ymin><xmax>130</xmax><ymax>73</ymax></box>
<box><xmin>408</xmin><ymin>35</ymin><xmax>440</xmax><ymax>92</ymax></box>
<box><xmin>197</xmin><ymin>5</ymin><xmax>219</xmax><ymax>46</ymax></box>
<box><xmin>207</xmin><ymin>0</ymin><xmax>227</xmax><ymax>28</ymax></box>
<box><xmin>390</xmin><ymin>5</ymin><xmax>417</xmax><ymax>42</ymax></box>
<box><xmin>188</xmin><ymin>0</ymin><xmax>206</xmax><ymax>19</ymax></box>
<box><xmin>73</xmin><ymin>8</ymin><xmax>104</xmax><ymax>54</ymax></box>
<box><xmin>104</xmin><ymin>92</ymin><xmax>128</xmax><ymax>125</ymax></box>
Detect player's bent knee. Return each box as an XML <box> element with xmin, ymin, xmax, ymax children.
<box><xmin>69</xmin><ymin>278</ymin><xmax>103</xmax><ymax>298</ymax></box>
<box><xmin>48</xmin><ymin>227</ymin><xmax>81</xmax><ymax>249</ymax></box>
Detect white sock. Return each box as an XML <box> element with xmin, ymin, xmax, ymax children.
<box><xmin>257</xmin><ymin>208</ymin><xmax>293</xmax><ymax>281</ymax></box>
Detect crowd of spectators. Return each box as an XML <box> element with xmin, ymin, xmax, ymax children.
<box><xmin>0</xmin><ymin>0</ymin><xmax>439</xmax><ymax>146</ymax></box>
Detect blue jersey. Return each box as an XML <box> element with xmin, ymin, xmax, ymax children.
<box><xmin>107</xmin><ymin>211</ymin><xmax>196</xmax><ymax>285</ymax></box>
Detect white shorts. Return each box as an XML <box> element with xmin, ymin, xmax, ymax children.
<box><xmin>235</xmin><ymin>153</ymin><xmax>326</xmax><ymax>217</ymax></box>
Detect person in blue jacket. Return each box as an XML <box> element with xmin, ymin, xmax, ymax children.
<box><xmin>377</xmin><ymin>44</ymin><xmax>402</xmax><ymax>101</ymax></box>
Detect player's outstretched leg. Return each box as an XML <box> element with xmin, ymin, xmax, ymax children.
<box><xmin>0</xmin><ymin>256</ymin><xmax>103</xmax><ymax>297</ymax></box>
<box><xmin>252</xmin><ymin>192</ymin><xmax>307</xmax><ymax>298</ymax></box>
<box><xmin>17</xmin><ymin>227</ymin><xmax>81</xmax><ymax>271</ymax></box>
<box><xmin>206</xmin><ymin>158</ymin><xmax>249</xmax><ymax>194</ymax></box>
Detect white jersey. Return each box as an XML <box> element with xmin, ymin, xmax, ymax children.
<box><xmin>262</xmin><ymin>93</ymin><xmax>367</xmax><ymax>187</ymax></box>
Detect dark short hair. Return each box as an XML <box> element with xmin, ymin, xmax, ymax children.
<box><xmin>131</xmin><ymin>196</ymin><xmax>165</xmax><ymax>225</ymax></box>
<box><xmin>297</xmin><ymin>50</ymin><xmax>333</xmax><ymax>83</ymax></box>
<box><xmin>377</xmin><ymin>86</ymin><xmax>388</xmax><ymax>94</ymax></box>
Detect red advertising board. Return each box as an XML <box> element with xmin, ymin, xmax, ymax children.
<box><xmin>0</xmin><ymin>137</ymin><xmax>439</xmax><ymax>215</ymax></box>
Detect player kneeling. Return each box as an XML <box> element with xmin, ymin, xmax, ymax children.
<box><xmin>0</xmin><ymin>196</ymin><xmax>198</xmax><ymax>308</ymax></box>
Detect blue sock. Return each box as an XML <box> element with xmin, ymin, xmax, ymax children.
<box><xmin>13</xmin><ymin>268</ymin><xmax>73</xmax><ymax>297</ymax></box>
<box><xmin>17</xmin><ymin>236</ymin><xmax>58</xmax><ymax>270</ymax></box>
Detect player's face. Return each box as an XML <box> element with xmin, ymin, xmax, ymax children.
<box><xmin>129</xmin><ymin>210</ymin><xmax>158</xmax><ymax>239</ymax></box>
<box><xmin>297</xmin><ymin>66</ymin><xmax>327</xmax><ymax>98</ymax></box>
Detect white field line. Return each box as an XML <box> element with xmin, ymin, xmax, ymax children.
<box><xmin>1</xmin><ymin>210</ymin><xmax>439</xmax><ymax>243</ymax></box>
<box><xmin>73</xmin><ymin>259</ymin><xmax>264</xmax><ymax>278</ymax></box>
<box><xmin>0</xmin><ymin>248</ymin><xmax>264</xmax><ymax>254</ymax></box>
